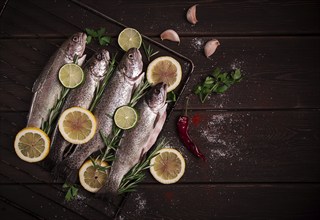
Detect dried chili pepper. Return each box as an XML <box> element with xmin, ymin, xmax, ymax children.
<box><xmin>177</xmin><ymin>98</ymin><xmax>206</xmax><ymax>161</ymax></box>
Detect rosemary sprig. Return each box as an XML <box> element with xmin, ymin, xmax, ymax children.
<box><xmin>41</xmin><ymin>55</ymin><xmax>82</xmax><ymax>134</ymax></box>
<box><xmin>97</xmin><ymin>79</ymin><xmax>151</xmax><ymax>164</ymax></box>
<box><xmin>100</xmin><ymin>129</ymin><xmax>121</xmax><ymax>162</ymax></box>
<box><xmin>41</xmin><ymin>87</ymin><xmax>70</xmax><ymax>134</ymax></box>
<box><xmin>118</xmin><ymin>139</ymin><xmax>167</xmax><ymax>194</ymax></box>
<box><xmin>142</xmin><ymin>42</ymin><xmax>159</xmax><ymax>61</ymax></box>
<box><xmin>129</xmin><ymin>80</ymin><xmax>150</xmax><ymax>107</ymax></box>
<box><xmin>89</xmin><ymin>53</ymin><xmax>117</xmax><ymax>112</ymax></box>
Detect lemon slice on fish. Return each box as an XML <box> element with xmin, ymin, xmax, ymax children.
<box><xmin>58</xmin><ymin>107</ymin><xmax>97</xmax><ymax>144</ymax></box>
<box><xmin>146</xmin><ymin>56</ymin><xmax>182</xmax><ymax>92</ymax></box>
<box><xmin>14</xmin><ymin>127</ymin><xmax>50</xmax><ymax>163</ymax></box>
<box><xmin>114</xmin><ymin>105</ymin><xmax>138</xmax><ymax>130</ymax></box>
<box><xmin>118</xmin><ymin>28</ymin><xmax>142</xmax><ymax>51</ymax></box>
<box><xmin>150</xmin><ymin>148</ymin><xmax>185</xmax><ymax>184</ymax></box>
<box><xmin>59</xmin><ymin>63</ymin><xmax>84</xmax><ymax>88</ymax></box>
<box><xmin>79</xmin><ymin>160</ymin><xmax>109</xmax><ymax>193</ymax></box>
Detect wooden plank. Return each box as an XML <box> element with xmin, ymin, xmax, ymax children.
<box><xmin>118</xmin><ymin>184</ymin><xmax>320</xmax><ymax>219</ymax></box>
<box><xmin>0</xmin><ymin>184</ymin><xmax>87</xmax><ymax>220</ymax></box>
<box><xmin>1</xmin><ymin>37</ymin><xmax>319</xmax><ymax>111</ymax></box>
<box><xmin>1</xmin><ymin>0</ymin><xmax>319</xmax><ymax>37</ymax></box>
<box><xmin>1</xmin><ymin>110</ymin><xmax>319</xmax><ymax>183</ymax></box>
<box><xmin>0</xmin><ymin>198</ymin><xmax>40</xmax><ymax>220</ymax></box>
<box><xmin>0</xmin><ymin>184</ymin><xmax>112</xmax><ymax>220</ymax></box>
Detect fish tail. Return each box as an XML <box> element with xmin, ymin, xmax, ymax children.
<box><xmin>41</xmin><ymin>156</ymin><xmax>57</xmax><ymax>171</ymax></box>
<box><xmin>95</xmin><ymin>190</ymin><xmax>123</xmax><ymax>218</ymax></box>
<box><xmin>52</xmin><ymin>159</ymin><xmax>79</xmax><ymax>184</ymax></box>
<box><xmin>44</xmin><ymin>133</ymin><xmax>71</xmax><ymax>170</ymax></box>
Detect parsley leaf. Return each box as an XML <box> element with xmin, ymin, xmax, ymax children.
<box><xmin>85</xmin><ymin>27</ymin><xmax>111</xmax><ymax>46</ymax></box>
<box><xmin>194</xmin><ymin>68</ymin><xmax>242</xmax><ymax>103</ymax></box>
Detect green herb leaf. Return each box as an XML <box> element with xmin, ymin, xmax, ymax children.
<box><xmin>64</xmin><ymin>183</ymin><xmax>78</xmax><ymax>202</ymax></box>
<box><xmin>194</xmin><ymin>68</ymin><xmax>243</xmax><ymax>103</ymax></box>
<box><xmin>142</xmin><ymin>42</ymin><xmax>159</xmax><ymax>62</ymax></box>
<box><xmin>167</xmin><ymin>91</ymin><xmax>176</xmax><ymax>103</ymax></box>
<box><xmin>86</xmin><ymin>35</ymin><xmax>92</xmax><ymax>44</ymax></box>
<box><xmin>118</xmin><ymin>139</ymin><xmax>167</xmax><ymax>194</ymax></box>
<box><xmin>85</xmin><ymin>27</ymin><xmax>111</xmax><ymax>46</ymax></box>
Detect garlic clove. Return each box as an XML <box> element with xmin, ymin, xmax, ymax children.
<box><xmin>186</xmin><ymin>4</ymin><xmax>198</xmax><ymax>25</ymax></box>
<box><xmin>160</xmin><ymin>29</ymin><xmax>180</xmax><ymax>44</ymax></box>
<box><xmin>204</xmin><ymin>39</ymin><xmax>220</xmax><ymax>58</ymax></box>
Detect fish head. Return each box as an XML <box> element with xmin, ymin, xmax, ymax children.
<box><xmin>89</xmin><ymin>49</ymin><xmax>110</xmax><ymax>77</ymax></box>
<box><xmin>146</xmin><ymin>82</ymin><xmax>167</xmax><ymax>112</ymax></box>
<box><xmin>121</xmin><ymin>48</ymin><xmax>143</xmax><ymax>81</ymax></box>
<box><xmin>64</xmin><ymin>32</ymin><xmax>87</xmax><ymax>62</ymax></box>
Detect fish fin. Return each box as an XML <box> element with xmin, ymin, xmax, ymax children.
<box><xmin>133</xmin><ymin>72</ymin><xmax>145</xmax><ymax>90</ymax></box>
<box><xmin>145</xmin><ymin>104</ymin><xmax>168</xmax><ymax>153</ymax></box>
<box><xmin>52</xmin><ymin>159</ymin><xmax>78</xmax><ymax>184</ymax></box>
<box><xmin>41</xmin><ymin>156</ymin><xmax>57</xmax><ymax>171</ymax></box>
<box><xmin>153</xmin><ymin>103</ymin><xmax>168</xmax><ymax>129</ymax></box>
<box><xmin>95</xmin><ymin>191</ymin><xmax>122</xmax><ymax>218</ymax></box>
<box><xmin>32</xmin><ymin>51</ymin><xmax>59</xmax><ymax>93</ymax></box>
<box><xmin>77</xmin><ymin>54</ymin><xmax>87</xmax><ymax>66</ymax></box>
<box><xmin>27</xmin><ymin>91</ymin><xmax>40</xmax><ymax>126</ymax></box>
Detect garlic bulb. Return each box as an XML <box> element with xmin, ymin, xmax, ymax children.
<box><xmin>186</xmin><ymin>4</ymin><xmax>198</xmax><ymax>25</ymax></box>
<box><xmin>160</xmin><ymin>29</ymin><xmax>180</xmax><ymax>44</ymax></box>
<box><xmin>204</xmin><ymin>39</ymin><xmax>220</xmax><ymax>58</ymax></box>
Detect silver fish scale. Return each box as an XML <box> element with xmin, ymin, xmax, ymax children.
<box><xmin>106</xmin><ymin>100</ymin><xmax>157</xmax><ymax>193</ymax></box>
<box><xmin>47</xmin><ymin>50</ymin><xmax>110</xmax><ymax>165</ymax></box>
<box><xmin>27</xmin><ymin>32</ymin><xmax>86</xmax><ymax>128</ymax></box>
<box><xmin>54</xmin><ymin>48</ymin><xmax>144</xmax><ymax>181</ymax></box>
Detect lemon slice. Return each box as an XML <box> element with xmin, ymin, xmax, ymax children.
<box><xmin>118</xmin><ymin>28</ymin><xmax>142</xmax><ymax>51</ymax></box>
<box><xmin>59</xmin><ymin>63</ymin><xmax>84</xmax><ymax>88</ymax></box>
<box><xmin>79</xmin><ymin>160</ymin><xmax>109</xmax><ymax>193</ymax></box>
<box><xmin>150</xmin><ymin>148</ymin><xmax>185</xmax><ymax>184</ymax></box>
<box><xmin>58</xmin><ymin>107</ymin><xmax>97</xmax><ymax>144</ymax></box>
<box><xmin>146</xmin><ymin>56</ymin><xmax>182</xmax><ymax>92</ymax></box>
<box><xmin>14</xmin><ymin>127</ymin><xmax>50</xmax><ymax>163</ymax></box>
<box><xmin>114</xmin><ymin>105</ymin><xmax>138</xmax><ymax>130</ymax></box>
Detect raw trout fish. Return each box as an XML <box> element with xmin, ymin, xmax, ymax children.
<box><xmin>44</xmin><ymin>49</ymin><xmax>110</xmax><ymax>169</ymax></box>
<box><xmin>100</xmin><ymin>82</ymin><xmax>168</xmax><ymax>195</ymax></box>
<box><xmin>54</xmin><ymin>48</ymin><xmax>144</xmax><ymax>181</ymax></box>
<box><xmin>27</xmin><ymin>32</ymin><xmax>87</xmax><ymax>128</ymax></box>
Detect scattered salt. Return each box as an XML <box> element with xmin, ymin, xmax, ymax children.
<box><xmin>191</xmin><ymin>37</ymin><xmax>204</xmax><ymax>52</ymax></box>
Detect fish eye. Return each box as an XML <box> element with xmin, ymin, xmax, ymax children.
<box><xmin>72</xmin><ymin>36</ymin><xmax>79</xmax><ymax>42</ymax></box>
<box><xmin>96</xmin><ymin>54</ymin><xmax>102</xmax><ymax>60</ymax></box>
<box><xmin>154</xmin><ymin>89</ymin><xmax>160</xmax><ymax>94</ymax></box>
<box><xmin>128</xmin><ymin>53</ymin><xmax>134</xmax><ymax>59</ymax></box>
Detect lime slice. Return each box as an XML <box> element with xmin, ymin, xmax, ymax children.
<box><xmin>14</xmin><ymin>127</ymin><xmax>50</xmax><ymax>163</ymax></box>
<box><xmin>114</xmin><ymin>105</ymin><xmax>138</xmax><ymax>130</ymax></box>
<box><xmin>146</xmin><ymin>56</ymin><xmax>182</xmax><ymax>92</ymax></box>
<box><xmin>58</xmin><ymin>107</ymin><xmax>97</xmax><ymax>144</ymax></box>
<box><xmin>59</xmin><ymin>63</ymin><xmax>84</xmax><ymax>88</ymax></box>
<box><xmin>79</xmin><ymin>160</ymin><xmax>109</xmax><ymax>193</ymax></box>
<box><xmin>118</xmin><ymin>28</ymin><xmax>142</xmax><ymax>51</ymax></box>
<box><xmin>150</xmin><ymin>148</ymin><xmax>185</xmax><ymax>184</ymax></box>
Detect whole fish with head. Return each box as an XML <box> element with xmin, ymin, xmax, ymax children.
<box><xmin>100</xmin><ymin>82</ymin><xmax>168</xmax><ymax>195</ymax></box>
<box><xmin>54</xmin><ymin>48</ymin><xmax>144</xmax><ymax>182</ymax></box>
<box><xmin>27</xmin><ymin>32</ymin><xmax>87</xmax><ymax>128</ymax></box>
<box><xmin>44</xmin><ymin>49</ymin><xmax>110</xmax><ymax>170</ymax></box>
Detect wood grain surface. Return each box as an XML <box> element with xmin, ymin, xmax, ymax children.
<box><xmin>0</xmin><ymin>0</ymin><xmax>319</xmax><ymax>219</ymax></box>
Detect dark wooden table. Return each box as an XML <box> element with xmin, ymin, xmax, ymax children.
<box><xmin>1</xmin><ymin>0</ymin><xmax>320</xmax><ymax>219</ymax></box>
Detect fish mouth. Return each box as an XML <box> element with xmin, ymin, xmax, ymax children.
<box><xmin>147</xmin><ymin>82</ymin><xmax>167</xmax><ymax>111</ymax></box>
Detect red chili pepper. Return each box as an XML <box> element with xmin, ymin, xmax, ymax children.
<box><xmin>177</xmin><ymin>98</ymin><xmax>206</xmax><ymax>161</ymax></box>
